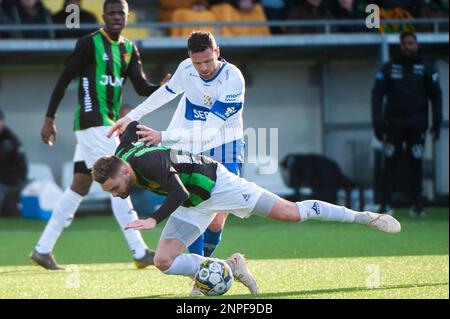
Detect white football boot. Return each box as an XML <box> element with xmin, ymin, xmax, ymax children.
<box><xmin>226</xmin><ymin>253</ymin><xmax>259</xmax><ymax>295</ymax></box>
<box><xmin>365</xmin><ymin>212</ymin><xmax>401</xmax><ymax>234</ymax></box>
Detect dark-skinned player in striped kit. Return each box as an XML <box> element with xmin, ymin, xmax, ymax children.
<box><xmin>30</xmin><ymin>0</ymin><xmax>170</xmax><ymax>270</ymax></box>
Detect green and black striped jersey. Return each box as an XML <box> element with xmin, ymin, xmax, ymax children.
<box><xmin>47</xmin><ymin>29</ymin><xmax>158</xmax><ymax>131</ymax></box>
<box><xmin>116</xmin><ymin>122</ymin><xmax>218</xmax><ymax>222</ymax></box>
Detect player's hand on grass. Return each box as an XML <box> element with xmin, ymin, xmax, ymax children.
<box><xmin>107</xmin><ymin>116</ymin><xmax>132</xmax><ymax>138</ymax></box>
<box><xmin>41</xmin><ymin>117</ymin><xmax>57</xmax><ymax>146</ymax></box>
<box><xmin>136</xmin><ymin>124</ymin><xmax>162</xmax><ymax>146</ymax></box>
<box><xmin>125</xmin><ymin>218</ymin><xmax>156</xmax><ymax>231</ymax></box>
<box><xmin>160</xmin><ymin>73</ymin><xmax>172</xmax><ymax>86</ymax></box>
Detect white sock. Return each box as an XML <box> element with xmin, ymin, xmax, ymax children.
<box><xmin>163</xmin><ymin>254</ymin><xmax>208</xmax><ymax>277</ymax></box>
<box><xmin>35</xmin><ymin>188</ymin><xmax>83</xmax><ymax>254</ymax></box>
<box><xmin>296</xmin><ymin>200</ymin><xmax>356</xmax><ymax>223</ymax></box>
<box><xmin>110</xmin><ymin>195</ymin><xmax>148</xmax><ymax>259</ymax></box>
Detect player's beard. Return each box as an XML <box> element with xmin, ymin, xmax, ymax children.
<box><xmin>119</xmin><ymin>177</ymin><xmax>133</xmax><ymax>199</ymax></box>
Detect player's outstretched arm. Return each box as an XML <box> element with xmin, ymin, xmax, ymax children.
<box><xmin>43</xmin><ymin>37</ymin><xmax>89</xmax><ymax>145</ymax></box>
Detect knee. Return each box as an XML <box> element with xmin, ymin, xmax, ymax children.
<box><xmin>267</xmin><ymin>200</ymin><xmax>300</xmax><ymax>222</ymax></box>
<box><xmin>282</xmin><ymin>202</ymin><xmax>301</xmax><ymax>222</ymax></box>
<box><xmin>154</xmin><ymin>254</ymin><xmax>174</xmax><ymax>272</ymax></box>
<box><xmin>51</xmin><ymin>205</ymin><xmax>74</xmax><ymax>228</ymax></box>
<box><xmin>71</xmin><ymin>174</ymin><xmax>93</xmax><ymax>196</ymax></box>
<box><xmin>208</xmin><ymin>214</ymin><xmax>227</xmax><ymax>232</ymax></box>
<box><xmin>289</xmin><ymin>203</ymin><xmax>301</xmax><ymax>222</ymax></box>
<box><xmin>70</xmin><ymin>183</ymin><xmax>90</xmax><ymax>197</ymax></box>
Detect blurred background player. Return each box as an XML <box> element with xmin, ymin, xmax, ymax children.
<box><xmin>0</xmin><ymin>109</ymin><xmax>28</xmax><ymax>218</ymax></box>
<box><xmin>371</xmin><ymin>31</ymin><xmax>442</xmax><ymax>217</ymax></box>
<box><xmin>109</xmin><ymin>31</ymin><xmax>246</xmax><ymax>294</ymax></box>
<box><xmin>30</xmin><ymin>0</ymin><xmax>170</xmax><ymax>270</ymax></box>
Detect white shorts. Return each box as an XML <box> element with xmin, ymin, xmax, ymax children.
<box><xmin>73</xmin><ymin>126</ymin><xmax>119</xmax><ymax>169</ymax></box>
<box><xmin>161</xmin><ymin>163</ymin><xmax>266</xmax><ymax>245</ymax></box>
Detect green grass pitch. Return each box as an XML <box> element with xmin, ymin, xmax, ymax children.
<box><xmin>0</xmin><ymin>208</ymin><xmax>448</xmax><ymax>299</ymax></box>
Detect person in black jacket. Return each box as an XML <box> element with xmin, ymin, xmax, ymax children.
<box><xmin>9</xmin><ymin>0</ymin><xmax>54</xmax><ymax>39</ymax></box>
<box><xmin>0</xmin><ymin>109</ymin><xmax>28</xmax><ymax>217</ymax></box>
<box><xmin>0</xmin><ymin>0</ymin><xmax>18</xmax><ymax>38</ymax></box>
<box><xmin>371</xmin><ymin>31</ymin><xmax>442</xmax><ymax>217</ymax></box>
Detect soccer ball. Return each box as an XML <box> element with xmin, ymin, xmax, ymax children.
<box><xmin>194</xmin><ymin>259</ymin><xmax>234</xmax><ymax>296</ymax></box>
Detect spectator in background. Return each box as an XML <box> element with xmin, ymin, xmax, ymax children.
<box><xmin>160</xmin><ymin>0</ymin><xmax>216</xmax><ymax>37</ymax></box>
<box><xmin>0</xmin><ymin>109</ymin><xmax>28</xmax><ymax>218</ymax></box>
<box><xmin>418</xmin><ymin>0</ymin><xmax>449</xmax><ymax>32</ymax></box>
<box><xmin>286</xmin><ymin>0</ymin><xmax>334</xmax><ymax>34</ymax></box>
<box><xmin>329</xmin><ymin>0</ymin><xmax>367</xmax><ymax>32</ymax></box>
<box><xmin>52</xmin><ymin>0</ymin><xmax>98</xmax><ymax>39</ymax></box>
<box><xmin>367</xmin><ymin>0</ymin><xmax>417</xmax><ymax>33</ymax></box>
<box><xmin>159</xmin><ymin>0</ymin><xmax>189</xmax><ymax>22</ymax></box>
<box><xmin>0</xmin><ymin>0</ymin><xmax>22</xmax><ymax>38</ymax></box>
<box><xmin>9</xmin><ymin>0</ymin><xmax>54</xmax><ymax>38</ymax></box>
<box><xmin>210</xmin><ymin>0</ymin><xmax>260</xmax><ymax>11</ymax></box>
<box><xmin>377</xmin><ymin>0</ymin><xmax>423</xmax><ymax>17</ymax></box>
<box><xmin>0</xmin><ymin>0</ymin><xmax>11</xmax><ymax>38</ymax></box>
<box><xmin>371</xmin><ymin>32</ymin><xmax>442</xmax><ymax>217</ymax></box>
<box><xmin>420</xmin><ymin>0</ymin><xmax>449</xmax><ymax>17</ymax></box>
<box><xmin>209</xmin><ymin>0</ymin><xmax>270</xmax><ymax>36</ymax></box>
<box><xmin>260</xmin><ymin>0</ymin><xmax>288</xmax><ymax>34</ymax></box>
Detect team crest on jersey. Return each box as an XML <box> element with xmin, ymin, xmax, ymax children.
<box><xmin>225</xmin><ymin>107</ymin><xmax>236</xmax><ymax>118</ymax></box>
<box><xmin>203</xmin><ymin>91</ymin><xmax>212</xmax><ymax>106</ymax></box>
<box><xmin>124</xmin><ymin>53</ymin><xmax>131</xmax><ymax>64</ymax></box>
<box><xmin>147</xmin><ymin>181</ymin><xmax>160</xmax><ymax>189</ymax></box>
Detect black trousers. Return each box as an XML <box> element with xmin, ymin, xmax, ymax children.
<box><xmin>0</xmin><ymin>182</ymin><xmax>23</xmax><ymax>217</ymax></box>
<box><xmin>380</xmin><ymin>128</ymin><xmax>426</xmax><ymax>210</ymax></box>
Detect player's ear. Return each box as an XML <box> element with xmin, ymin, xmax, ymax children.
<box><xmin>215</xmin><ymin>46</ymin><xmax>220</xmax><ymax>58</ymax></box>
<box><xmin>121</xmin><ymin>164</ymin><xmax>129</xmax><ymax>176</ymax></box>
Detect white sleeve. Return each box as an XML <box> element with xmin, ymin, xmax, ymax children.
<box><xmin>126</xmin><ymin>62</ymin><xmax>185</xmax><ymax>121</ymax></box>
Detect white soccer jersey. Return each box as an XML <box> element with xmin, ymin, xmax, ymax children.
<box><xmin>127</xmin><ymin>58</ymin><xmax>245</xmax><ymax>162</ymax></box>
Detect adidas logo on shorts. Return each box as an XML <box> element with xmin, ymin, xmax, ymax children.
<box><xmin>312</xmin><ymin>202</ymin><xmax>321</xmax><ymax>215</ymax></box>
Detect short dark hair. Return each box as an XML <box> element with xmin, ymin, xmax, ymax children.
<box><xmin>400</xmin><ymin>31</ymin><xmax>417</xmax><ymax>43</ymax></box>
<box><xmin>187</xmin><ymin>31</ymin><xmax>217</xmax><ymax>53</ymax></box>
<box><xmin>0</xmin><ymin>109</ymin><xmax>4</xmax><ymax>120</ymax></box>
<box><xmin>103</xmin><ymin>0</ymin><xmax>128</xmax><ymax>13</ymax></box>
<box><xmin>92</xmin><ymin>155</ymin><xmax>124</xmax><ymax>184</ymax></box>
